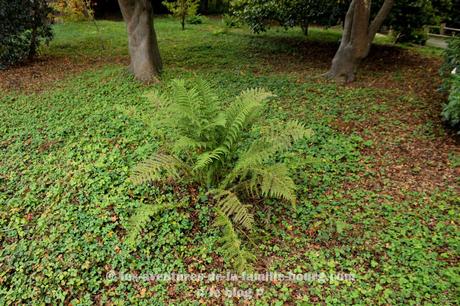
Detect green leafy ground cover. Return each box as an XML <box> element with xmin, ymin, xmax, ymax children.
<box><xmin>0</xmin><ymin>18</ymin><xmax>458</xmax><ymax>304</ymax></box>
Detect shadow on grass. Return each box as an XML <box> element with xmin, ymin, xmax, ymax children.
<box><xmin>238</xmin><ymin>33</ymin><xmax>429</xmax><ymax>73</ymax></box>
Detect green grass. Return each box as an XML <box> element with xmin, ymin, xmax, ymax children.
<box><xmin>1</xmin><ymin>17</ymin><xmax>458</xmax><ymax>304</ymax></box>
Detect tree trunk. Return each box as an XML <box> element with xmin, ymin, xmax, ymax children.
<box><xmin>201</xmin><ymin>0</ymin><xmax>208</xmax><ymax>14</ymax></box>
<box><xmin>325</xmin><ymin>0</ymin><xmax>394</xmax><ymax>82</ymax></box>
<box><xmin>118</xmin><ymin>0</ymin><xmax>162</xmax><ymax>83</ymax></box>
<box><xmin>28</xmin><ymin>2</ymin><xmax>38</xmax><ymax>60</ymax></box>
<box><xmin>301</xmin><ymin>21</ymin><xmax>309</xmax><ymax>36</ymax></box>
<box><xmin>29</xmin><ymin>25</ymin><xmax>38</xmax><ymax>60</ymax></box>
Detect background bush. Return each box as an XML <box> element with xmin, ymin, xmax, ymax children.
<box><xmin>187</xmin><ymin>14</ymin><xmax>205</xmax><ymax>24</ymax></box>
<box><xmin>0</xmin><ymin>0</ymin><xmax>53</xmax><ymax>69</ymax></box>
<box><xmin>222</xmin><ymin>13</ymin><xmax>241</xmax><ymax>28</ymax></box>
<box><xmin>163</xmin><ymin>0</ymin><xmax>200</xmax><ymax>30</ymax></box>
<box><xmin>51</xmin><ymin>0</ymin><xmax>94</xmax><ymax>22</ymax></box>
<box><xmin>397</xmin><ymin>28</ymin><xmax>428</xmax><ymax>45</ymax></box>
<box><xmin>442</xmin><ymin>75</ymin><xmax>460</xmax><ymax>131</ymax></box>
<box><xmin>440</xmin><ymin>37</ymin><xmax>460</xmax><ymax>81</ymax></box>
<box><xmin>440</xmin><ymin>38</ymin><xmax>460</xmax><ymax>132</ymax></box>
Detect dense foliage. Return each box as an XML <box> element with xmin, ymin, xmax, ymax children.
<box><xmin>440</xmin><ymin>37</ymin><xmax>460</xmax><ymax>81</ymax></box>
<box><xmin>200</xmin><ymin>0</ymin><xmax>230</xmax><ymax>14</ymax></box>
<box><xmin>442</xmin><ymin>75</ymin><xmax>460</xmax><ymax>131</ymax></box>
<box><xmin>231</xmin><ymin>0</ymin><xmax>454</xmax><ymax>44</ymax></box>
<box><xmin>51</xmin><ymin>0</ymin><xmax>94</xmax><ymax>22</ymax></box>
<box><xmin>187</xmin><ymin>14</ymin><xmax>205</xmax><ymax>24</ymax></box>
<box><xmin>446</xmin><ymin>0</ymin><xmax>460</xmax><ymax>27</ymax></box>
<box><xmin>441</xmin><ymin>38</ymin><xmax>460</xmax><ymax>130</ymax></box>
<box><xmin>128</xmin><ymin>80</ymin><xmax>311</xmax><ymax>271</ymax></box>
<box><xmin>386</xmin><ymin>0</ymin><xmax>443</xmax><ymax>44</ymax></box>
<box><xmin>0</xmin><ymin>0</ymin><xmax>53</xmax><ymax>68</ymax></box>
<box><xmin>231</xmin><ymin>0</ymin><xmax>346</xmax><ymax>34</ymax></box>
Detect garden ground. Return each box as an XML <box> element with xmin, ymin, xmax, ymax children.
<box><xmin>0</xmin><ymin>17</ymin><xmax>459</xmax><ymax>304</ymax></box>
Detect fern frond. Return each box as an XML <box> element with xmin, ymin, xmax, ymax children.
<box><xmin>264</xmin><ymin>120</ymin><xmax>313</xmax><ymax>152</ymax></box>
<box><xmin>130</xmin><ymin>153</ymin><xmax>190</xmax><ymax>185</ymax></box>
<box><xmin>213</xmin><ymin>190</ymin><xmax>254</xmax><ymax>230</ymax></box>
<box><xmin>222</xmin><ymin>89</ymin><xmax>274</xmax><ymax>151</ymax></box>
<box><xmin>213</xmin><ymin>209</ymin><xmax>255</xmax><ymax>272</ymax></box>
<box><xmin>226</xmin><ymin>88</ymin><xmax>274</xmax><ymax>125</ymax></box>
<box><xmin>125</xmin><ymin>201</ymin><xmax>186</xmax><ymax>249</ymax></box>
<box><xmin>194</xmin><ymin>79</ymin><xmax>220</xmax><ymax>119</ymax></box>
<box><xmin>229</xmin><ymin>164</ymin><xmax>296</xmax><ymax>206</ymax></box>
<box><xmin>256</xmin><ymin>164</ymin><xmax>297</xmax><ymax>206</ymax></box>
<box><xmin>143</xmin><ymin>90</ymin><xmax>169</xmax><ymax>108</ymax></box>
<box><xmin>172</xmin><ymin>136</ymin><xmax>211</xmax><ymax>155</ymax></box>
<box><xmin>166</xmin><ymin>79</ymin><xmax>228</xmax><ymax>147</ymax></box>
<box><xmin>193</xmin><ymin>147</ymin><xmax>228</xmax><ymax>171</ymax></box>
<box><xmin>168</xmin><ymin>80</ymin><xmax>203</xmax><ymax>133</ymax></box>
<box><xmin>201</xmin><ymin>112</ymin><xmax>227</xmax><ymax>134</ymax></box>
<box><xmin>286</xmin><ymin>120</ymin><xmax>314</xmax><ymax>141</ymax></box>
<box><xmin>223</xmin><ymin>101</ymin><xmax>259</xmax><ymax>150</ymax></box>
<box><xmin>223</xmin><ymin>120</ymin><xmax>312</xmax><ymax>186</ymax></box>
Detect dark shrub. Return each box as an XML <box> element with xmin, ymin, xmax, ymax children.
<box><xmin>440</xmin><ymin>37</ymin><xmax>460</xmax><ymax>82</ymax></box>
<box><xmin>187</xmin><ymin>14</ymin><xmax>205</xmax><ymax>25</ymax></box>
<box><xmin>440</xmin><ymin>38</ymin><xmax>460</xmax><ymax>132</ymax></box>
<box><xmin>0</xmin><ymin>0</ymin><xmax>54</xmax><ymax>69</ymax></box>
<box><xmin>395</xmin><ymin>28</ymin><xmax>428</xmax><ymax>45</ymax></box>
<box><xmin>442</xmin><ymin>75</ymin><xmax>460</xmax><ymax>132</ymax></box>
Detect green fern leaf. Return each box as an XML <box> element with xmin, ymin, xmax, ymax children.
<box><xmin>226</xmin><ymin>88</ymin><xmax>273</xmax><ymax>125</ymax></box>
<box><xmin>172</xmin><ymin>136</ymin><xmax>210</xmax><ymax>154</ymax></box>
<box><xmin>214</xmin><ymin>190</ymin><xmax>254</xmax><ymax>230</ymax></box>
<box><xmin>255</xmin><ymin>120</ymin><xmax>312</xmax><ymax>157</ymax></box>
<box><xmin>223</xmin><ymin>120</ymin><xmax>312</xmax><ymax>186</ymax></box>
<box><xmin>193</xmin><ymin>147</ymin><xmax>228</xmax><ymax>171</ymax></box>
<box><xmin>125</xmin><ymin>201</ymin><xmax>186</xmax><ymax>249</ymax></box>
<box><xmin>222</xmin><ymin>89</ymin><xmax>274</xmax><ymax>150</ymax></box>
<box><xmin>229</xmin><ymin>164</ymin><xmax>297</xmax><ymax>206</ymax></box>
<box><xmin>257</xmin><ymin>164</ymin><xmax>297</xmax><ymax>205</ymax></box>
<box><xmin>130</xmin><ymin>153</ymin><xmax>190</xmax><ymax>185</ymax></box>
<box><xmin>213</xmin><ymin>209</ymin><xmax>255</xmax><ymax>272</ymax></box>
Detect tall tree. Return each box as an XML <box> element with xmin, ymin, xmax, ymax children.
<box><xmin>325</xmin><ymin>0</ymin><xmax>394</xmax><ymax>82</ymax></box>
<box><xmin>118</xmin><ymin>0</ymin><xmax>162</xmax><ymax>83</ymax></box>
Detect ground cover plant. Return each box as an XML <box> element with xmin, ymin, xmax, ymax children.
<box><xmin>0</xmin><ymin>17</ymin><xmax>458</xmax><ymax>304</ymax></box>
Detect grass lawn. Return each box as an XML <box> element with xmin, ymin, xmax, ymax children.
<box><xmin>0</xmin><ymin>17</ymin><xmax>459</xmax><ymax>304</ymax></box>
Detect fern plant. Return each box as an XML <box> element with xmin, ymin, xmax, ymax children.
<box><xmin>128</xmin><ymin>79</ymin><xmax>312</xmax><ymax>271</ymax></box>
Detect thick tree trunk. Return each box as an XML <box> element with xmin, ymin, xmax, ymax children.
<box><xmin>326</xmin><ymin>44</ymin><xmax>361</xmax><ymax>82</ymax></box>
<box><xmin>325</xmin><ymin>0</ymin><xmax>394</xmax><ymax>82</ymax></box>
<box><xmin>118</xmin><ymin>0</ymin><xmax>162</xmax><ymax>83</ymax></box>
